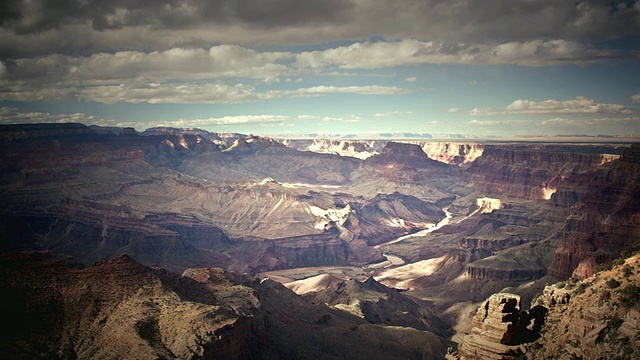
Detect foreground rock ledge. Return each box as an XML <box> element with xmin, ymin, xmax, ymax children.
<box><xmin>447</xmin><ymin>292</ymin><xmax>545</xmax><ymax>360</ymax></box>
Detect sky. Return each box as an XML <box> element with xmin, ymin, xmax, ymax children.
<box><xmin>1</xmin><ymin>0</ymin><xmax>640</xmax><ymax>137</ymax></box>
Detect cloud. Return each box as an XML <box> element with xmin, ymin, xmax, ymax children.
<box><xmin>2</xmin><ymin>45</ymin><xmax>293</xmax><ymax>84</ymax></box>
<box><xmin>468</xmin><ymin>96</ymin><xmax>632</xmax><ymax>116</ymax></box>
<box><xmin>1</xmin><ymin>82</ymin><xmax>410</xmax><ymax>105</ymax></box>
<box><xmin>0</xmin><ymin>0</ymin><xmax>353</xmax><ymax>34</ymax></box>
<box><xmin>632</xmin><ymin>93</ymin><xmax>640</xmax><ymax>104</ymax></box>
<box><xmin>373</xmin><ymin>111</ymin><xmax>412</xmax><ymax>117</ymax></box>
<box><xmin>468</xmin><ymin>119</ymin><xmax>526</xmax><ymax>126</ymax></box>
<box><xmin>0</xmin><ymin>42</ymin><xmax>417</xmax><ymax>104</ymax></box>
<box><xmin>116</xmin><ymin>114</ymin><xmax>294</xmax><ymax>129</ymax></box>
<box><xmin>77</xmin><ymin>82</ymin><xmax>260</xmax><ymax>104</ymax></box>
<box><xmin>114</xmin><ymin>113</ymin><xmax>372</xmax><ymax>130</ymax></box>
<box><xmin>294</xmin><ymin>39</ymin><xmax>620</xmax><ymax>69</ymax></box>
<box><xmin>0</xmin><ymin>1</ymin><xmax>638</xmax><ymax>58</ymax></box>
<box><xmin>404</xmin><ymin>77</ymin><xmax>417</xmax><ymax>82</ymax></box>
<box><xmin>541</xmin><ymin>116</ymin><xmax>640</xmax><ymax>127</ymax></box>
<box><xmin>0</xmin><ymin>106</ymin><xmax>104</xmax><ymax>125</ymax></box>
<box><xmin>268</xmin><ymin>85</ymin><xmax>411</xmax><ymax>98</ymax></box>
<box><xmin>448</xmin><ymin>108</ymin><xmax>460</xmax><ymax>113</ymax></box>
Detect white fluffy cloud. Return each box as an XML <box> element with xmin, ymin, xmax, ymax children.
<box><xmin>373</xmin><ymin>111</ymin><xmax>412</xmax><ymax>117</ymax></box>
<box><xmin>0</xmin><ymin>107</ymin><xmax>104</xmax><ymax>125</ymax></box>
<box><xmin>268</xmin><ymin>85</ymin><xmax>410</xmax><ymax>98</ymax></box>
<box><xmin>631</xmin><ymin>93</ymin><xmax>640</xmax><ymax>104</ymax></box>
<box><xmin>0</xmin><ymin>43</ymin><xmax>417</xmax><ymax>104</ymax></box>
<box><xmin>22</xmin><ymin>83</ymin><xmax>410</xmax><ymax>105</ymax></box>
<box><xmin>468</xmin><ymin>97</ymin><xmax>632</xmax><ymax>116</ymax></box>
<box><xmin>294</xmin><ymin>39</ymin><xmax>619</xmax><ymax>69</ymax></box>
<box><xmin>3</xmin><ymin>45</ymin><xmax>293</xmax><ymax>84</ymax></box>
<box><xmin>541</xmin><ymin>116</ymin><xmax>640</xmax><ymax>127</ymax></box>
<box><xmin>116</xmin><ymin>115</ymin><xmax>295</xmax><ymax>129</ymax></box>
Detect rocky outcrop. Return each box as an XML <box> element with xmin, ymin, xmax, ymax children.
<box><xmin>291</xmin><ymin>276</ymin><xmax>450</xmax><ymax>336</ymax></box>
<box><xmin>230</xmin><ymin>233</ymin><xmax>371</xmax><ymax>272</ymax></box>
<box><xmin>411</xmin><ymin>142</ymin><xmax>484</xmax><ymax>166</ymax></box>
<box><xmin>0</xmin><ymin>253</ymin><xmax>269</xmax><ymax>359</ymax></box>
<box><xmin>346</xmin><ymin>192</ymin><xmax>445</xmax><ymax>246</ymax></box>
<box><xmin>527</xmin><ymin>254</ymin><xmax>640</xmax><ymax>359</ymax></box>
<box><xmin>448</xmin><ymin>293</ymin><xmax>545</xmax><ymax>360</ymax></box>
<box><xmin>0</xmin><ymin>207</ymin><xmax>236</xmax><ymax>273</ymax></box>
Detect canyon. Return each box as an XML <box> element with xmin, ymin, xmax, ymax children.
<box><xmin>1</xmin><ymin>123</ymin><xmax>639</xmax><ymax>359</ymax></box>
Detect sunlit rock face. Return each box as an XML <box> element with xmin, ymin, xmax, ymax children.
<box><xmin>413</xmin><ymin>142</ymin><xmax>484</xmax><ymax>166</ymax></box>
<box><xmin>281</xmin><ymin>139</ymin><xmax>384</xmax><ymax>159</ymax></box>
<box><xmin>475</xmin><ymin>197</ymin><xmax>503</xmax><ymax>214</ymax></box>
<box><xmin>344</xmin><ymin>192</ymin><xmax>445</xmax><ymax>246</ymax></box>
<box><xmin>281</xmin><ymin>139</ymin><xmax>485</xmax><ymax>166</ymax></box>
<box><xmin>448</xmin><ymin>293</ymin><xmax>545</xmax><ymax>360</ymax></box>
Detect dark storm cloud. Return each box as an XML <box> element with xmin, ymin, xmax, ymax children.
<box><xmin>0</xmin><ymin>1</ymin><xmax>638</xmax><ymax>60</ymax></box>
<box><xmin>0</xmin><ymin>0</ymin><xmax>354</xmax><ymax>34</ymax></box>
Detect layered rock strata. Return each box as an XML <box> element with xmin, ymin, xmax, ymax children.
<box><xmin>549</xmin><ymin>144</ymin><xmax>640</xmax><ymax>278</ymax></box>
<box><xmin>527</xmin><ymin>254</ymin><xmax>640</xmax><ymax>359</ymax></box>
<box><xmin>448</xmin><ymin>293</ymin><xmax>545</xmax><ymax>360</ymax></box>
<box><xmin>465</xmin><ymin>145</ymin><xmax>621</xmax><ymax>199</ymax></box>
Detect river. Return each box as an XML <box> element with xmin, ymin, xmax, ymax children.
<box><xmin>368</xmin><ymin>206</ymin><xmax>453</xmax><ymax>267</ymax></box>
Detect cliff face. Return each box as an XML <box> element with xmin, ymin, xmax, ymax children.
<box><xmin>465</xmin><ymin>145</ymin><xmax>620</xmax><ymax>200</ymax></box>
<box><xmin>412</xmin><ymin>141</ymin><xmax>484</xmax><ymax>166</ymax></box>
<box><xmin>0</xmin><ymin>125</ymin><xmax>386</xmax><ymax>273</ymax></box>
<box><xmin>280</xmin><ymin>139</ymin><xmax>384</xmax><ymax>159</ymax></box>
<box><xmin>549</xmin><ymin>144</ymin><xmax>640</xmax><ymax>278</ymax></box>
<box><xmin>280</xmin><ymin>139</ymin><xmax>485</xmax><ymax>166</ymax></box>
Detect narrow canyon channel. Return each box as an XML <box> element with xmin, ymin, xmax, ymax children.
<box><xmin>262</xmin><ymin>206</ymin><xmax>454</xmax><ymax>282</ymax></box>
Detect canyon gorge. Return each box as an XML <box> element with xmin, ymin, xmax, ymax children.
<box><xmin>1</xmin><ymin>123</ymin><xmax>639</xmax><ymax>359</ymax></box>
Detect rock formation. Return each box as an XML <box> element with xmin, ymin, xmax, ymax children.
<box><xmin>288</xmin><ymin>275</ymin><xmax>450</xmax><ymax>336</ymax></box>
<box><xmin>412</xmin><ymin>141</ymin><xmax>484</xmax><ymax>166</ymax></box>
<box><xmin>280</xmin><ymin>139</ymin><xmax>485</xmax><ymax>166</ymax></box>
<box><xmin>447</xmin><ymin>293</ymin><xmax>545</xmax><ymax>360</ymax></box>
<box><xmin>465</xmin><ymin>144</ymin><xmax>621</xmax><ymax>199</ymax></box>
<box><xmin>549</xmin><ymin>144</ymin><xmax>640</xmax><ymax>279</ymax></box>
<box><xmin>0</xmin><ymin>253</ymin><xmax>268</xmax><ymax>359</ymax></box>
<box><xmin>526</xmin><ymin>254</ymin><xmax>640</xmax><ymax>359</ymax></box>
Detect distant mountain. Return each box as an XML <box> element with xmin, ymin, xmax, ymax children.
<box><xmin>269</xmin><ymin>133</ymin><xmax>499</xmax><ymax>140</ymax></box>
